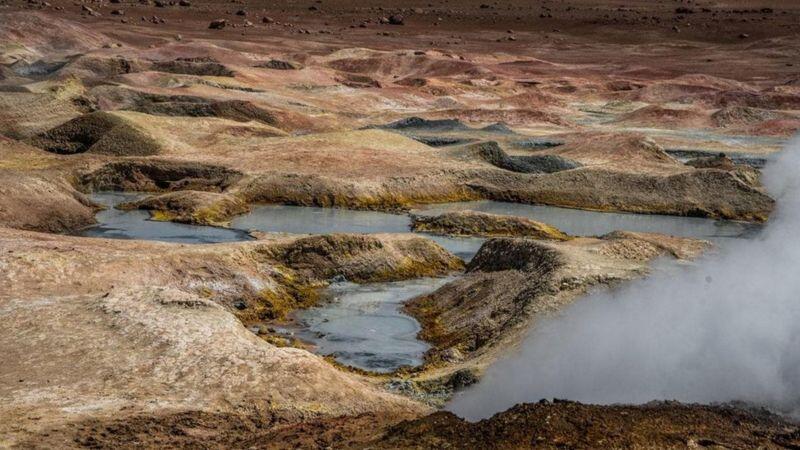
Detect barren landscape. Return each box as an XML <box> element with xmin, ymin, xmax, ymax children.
<box><xmin>1</xmin><ymin>0</ymin><xmax>799</xmax><ymax>448</ymax></box>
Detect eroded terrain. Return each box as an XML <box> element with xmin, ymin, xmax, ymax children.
<box><xmin>1</xmin><ymin>0</ymin><xmax>799</xmax><ymax>447</ymax></box>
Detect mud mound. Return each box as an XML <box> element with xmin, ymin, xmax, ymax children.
<box><xmin>377</xmin><ymin>116</ymin><xmax>469</xmax><ymax>132</ymax></box>
<box><xmin>57</xmin><ymin>55</ymin><xmax>146</xmax><ymax>78</ymax></box>
<box><xmin>685</xmin><ymin>153</ymin><xmax>737</xmax><ymax>170</ymax></box>
<box><xmin>406</xmin><ymin>238</ymin><xmax>562</xmax><ymax>355</ymax></box>
<box><xmin>711</xmin><ymin>90</ymin><xmax>800</xmax><ymax>110</ymax></box>
<box><xmin>498</xmin><ymin>91</ymin><xmax>567</xmax><ymax>109</ymax></box>
<box><xmin>255</xmin><ymin>59</ymin><xmax>303</xmax><ymax>70</ymax></box>
<box><xmin>411</xmin><ymin>211</ymin><xmax>570</xmax><ymax>241</ymax></box>
<box><xmin>119</xmin><ymin>190</ymin><xmax>249</xmax><ymax>226</ymax></box>
<box><xmin>209</xmin><ymin>100</ymin><xmax>278</xmax><ymax>124</ymax></box>
<box><xmin>324</xmin><ymin>50</ymin><xmax>476</xmax><ymax>79</ymax></box>
<box><xmin>0</xmin><ymin>170</ymin><xmax>97</xmax><ymax>233</ymax></box>
<box><xmin>601</xmin><ymin>231</ymin><xmax>711</xmax><ymax>260</ymax></box>
<box><xmin>472</xmin><ymin>141</ymin><xmax>581</xmax><ymax>174</ymax></box>
<box><xmin>8</xmin><ymin>59</ymin><xmax>68</xmax><ymax>77</ymax></box>
<box><xmin>394</xmin><ymin>76</ymin><xmax>428</xmax><ymax>87</ymax></box>
<box><xmin>471</xmin><ymin>166</ymin><xmax>774</xmax><ymax>222</ymax></box>
<box><xmin>28</xmin><ymin>112</ymin><xmax>160</xmax><ymax>156</ymax></box>
<box><xmin>337</xmin><ymin>73</ymin><xmax>382</xmax><ymax>88</ymax></box>
<box><xmin>410</xmin><ymin>135</ymin><xmax>474</xmax><ymax>147</ymax></box>
<box><xmin>80</xmin><ymin>159</ymin><xmax>243</xmax><ymax>192</ymax></box>
<box><xmin>615</xmin><ymin>105</ymin><xmax>711</xmax><ymax>128</ymax></box>
<box><xmin>152</xmin><ymin>57</ymin><xmax>234</xmax><ymax>77</ymax></box>
<box><xmin>237</xmin><ymin>170</ymin><xmax>477</xmax><ymax>211</ymax></box>
<box><xmin>468</xmin><ymin>238</ymin><xmax>564</xmax><ymax>273</ymax></box>
<box><xmin>377</xmin><ymin>401</ymin><xmax>800</xmax><ymax>449</ymax></box>
<box><xmin>633</xmin><ymin>75</ymin><xmax>753</xmax><ymax>104</ymax></box>
<box><xmin>89</xmin><ymin>86</ymin><xmax>280</xmax><ymax>126</ymax></box>
<box><xmin>546</xmin><ymin>133</ymin><xmax>679</xmax><ymax>171</ymax></box>
<box><xmin>605</xmin><ymin>79</ymin><xmax>644</xmax><ymax>92</ymax></box>
<box><xmin>137</xmin><ymin>99</ymin><xmax>278</xmax><ymax>125</ymax></box>
<box><xmin>481</xmin><ymin>122</ymin><xmax>514</xmax><ymax>134</ymax></box>
<box><xmin>266</xmin><ymin>234</ymin><xmax>463</xmax><ymax>283</ymax></box>
<box><xmin>684</xmin><ymin>154</ymin><xmax>762</xmax><ymax>186</ymax></box>
<box><xmin>712</xmin><ymin>105</ymin><xmax>788</xmax><ymax>127</ymax></box>
<box><xmin>0</xmin><ymin>90</ymin><xmax>87</xmax><ymax>138</ymax></box>
<box><xmin>434</xmin><ymin>108</ymin><xmax>569</xmax><ymax>127</ymax></box>
<box><xmin>510</xmin><ymin>137</ymin><xmax>565</xmax><ymax>149</ymax></box>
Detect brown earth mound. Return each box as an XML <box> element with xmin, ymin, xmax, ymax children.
<box><xmin>0</xmin><ymin>171</ymin><xmax>97</xmax><ymax>232</ymax></box>
<box><xmin>264</xmin><ymin>234</ymin><xmax>464</xmax><ymax>283</ymax></box>
<box><xmin>119</xmin><ymin>190</ymin><xmax>249</xmax><ymax>226</ymax></box>
<box><xmin>406</xmin><ymin>233</ymin><xmax>709</xmax><ymax>370</ymax></box>
<box><xmin>616</xmin><ymin>105</ymin><xmax>712</xmax><ymax>128</ymax></box>
<box><xmin>375</xmin><ymin>401</ymin><xmax>800</xmax><ymax>450</ymax></box>
<box><xmin>411</xmin><ymin>210</ymin><xmax>570</xmax><ymax>241</ymax></box>
<box><xmin>79</xmin><ymin>159</ymin><xmax>243</xmax><ymax>192</ymax></box>
<box><xmin>470</xmin><ymin>165</ymin><xmax>774</xmax><ymax>221</ymax></box>
<box><xmin>28</xmin><ymin>112</ymin><xmax>161</xmax><ymax>156</ymax></box>
<box><xmin>151</xmin><ymin>57</ymin><xmax>234</xmax><ymax>77</ymax></box>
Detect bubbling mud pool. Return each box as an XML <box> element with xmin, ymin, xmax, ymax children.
<box><xmin>78</xmin><ymin>192</ymin><xmax>757</xmax><ymax>372</ymax></box>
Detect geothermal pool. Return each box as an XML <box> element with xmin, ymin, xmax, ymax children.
<box><xmin>276</xmin><ymin>277</ymin><xmax>453</xmax><ymax>373</ymax></box>
<box><xmin>79</xmin><ymin>192</ymin><xmax>756</xmax><ymax>372</ymax></box>
<box><xmin>80</xmin><ymin>192</ymin><xmax>252</xmax><ymax>244</ymax></box>
<box><xmin>413</xmin><ymin>200</ymin><xmax>757</xmax><ymax>240</ymax></box>
<box><xmin>83</xmin><ymin>193</ymin><xmax>756</xmax><ymax>246</ymax></box>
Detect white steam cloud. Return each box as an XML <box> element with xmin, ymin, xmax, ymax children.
<box><xmin>448</xmin><ymin>136</ymin><xmax>800</xmax><ymax>420</ymax></box>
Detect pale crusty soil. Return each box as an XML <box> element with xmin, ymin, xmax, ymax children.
<box><xmin>0</xmin><ymin>229</ymin><xmax>467</xmax><ymax>447</ymax></box>
<box><xmin>0</xmin><ymin>1</ymin><xmax>797</xmax><ymax>447</ymax></box>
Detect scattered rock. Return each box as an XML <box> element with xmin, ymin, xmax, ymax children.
<box><xmin>209</xmin><ymin>19</ymin><xmax>227</xmax><ymax>29</ymax></box>
<box><xmin>81</xmin><ymin>5</ymin><xmax>100</xmax><ymax>16</ymax></box>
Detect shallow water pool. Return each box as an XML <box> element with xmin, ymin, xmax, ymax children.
<box><xmin>412</xmin><ymin>200</ymin><xmax>757</xmax><ymax>240</ymax></box>
<box><xmin>80</xmin><ymin>193</ymin><xmax>758</xmax><ymax>372</ymax></box>
<box><xmin>79</xmin><ymin>192</ymin><xmax>252</xmax><ymax>244</ymax></box>
<box><xmin>280</xmin><ymin>277</ymin><xmax>454</xmax><ymax>373</ymax></box>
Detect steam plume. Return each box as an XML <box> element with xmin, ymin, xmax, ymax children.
<box><xmin>449</xmin><ymin>136</ymin><xmax>800</xmax><ymax>420</ymax></box>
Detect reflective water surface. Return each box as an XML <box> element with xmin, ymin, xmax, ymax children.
<box><xmin>79</xmin><ymin>192</ymin><xmax>252</xmax><ymax>244</ymax></box>
<box><xmin>81</xmin><ymin>193</ymin><xmax>758</xmax><ymax>371</ymax></box>
<box><xmin>281</xmin><ymin>277</ymin><xmax>454</xmax><ymax>372</ymax></box>
<box><xmin>413</xmin><ymin>200</ymin><xmax>757</xmax><ymax>240</ymax></box>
